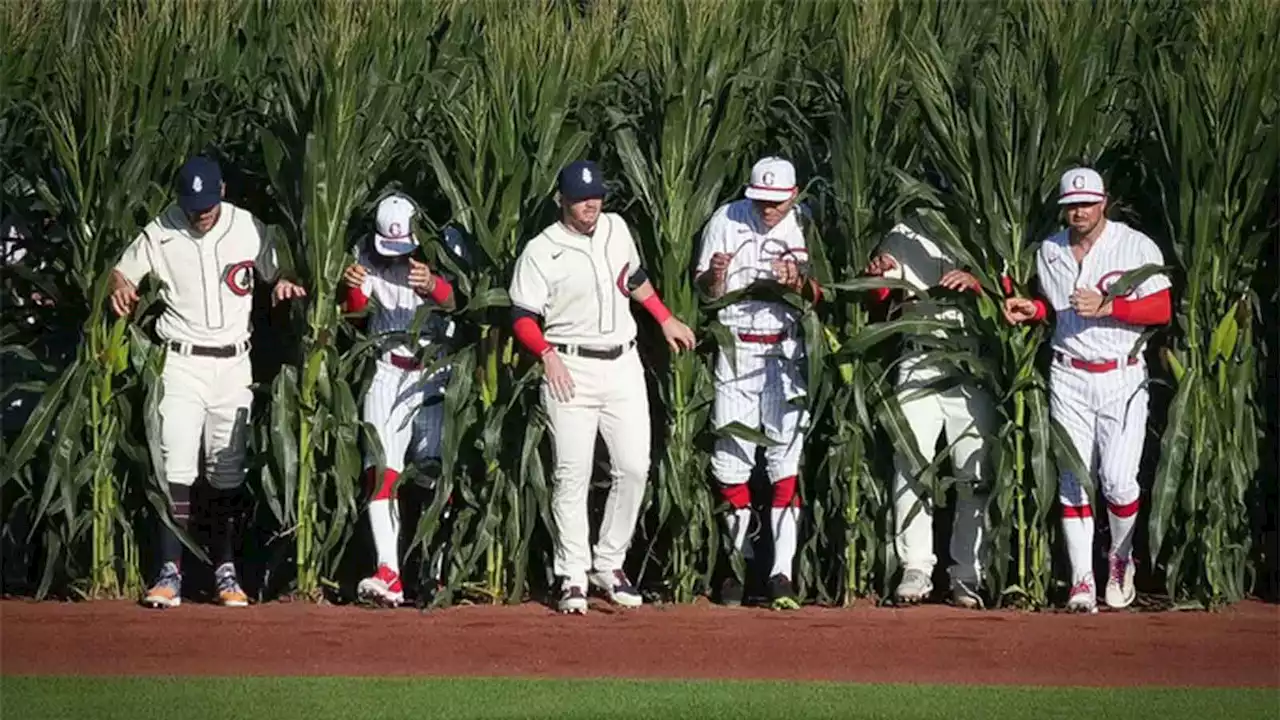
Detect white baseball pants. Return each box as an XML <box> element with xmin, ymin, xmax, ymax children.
<box><xmin>710</xmin><ymin>336</ymin><xmax>808</xmax><ymax>485</ymax></box>
<box><xmin>362</xmin><ymin>356</ymin><xmax>449</xmax><ymax>475</ymax></box>
<box><xmin>1049</xmin><ymin>356</ymin><xmax>1147</xmax><ymax>508</ymax></box>
<box><xmin>544</xmin><ymin>345</ymin><xmax>650</xmax><ymax>587</ymax></box>
<box><xmin>891</xmin><ymin>355</ymin><xmax>995</xmax><ymax>585</ymax></box>
<box><xmin>156</xmin><ymin>350</ymin><xmax>252</xmax><ymax>489</ymax></box>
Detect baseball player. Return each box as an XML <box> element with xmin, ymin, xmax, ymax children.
<box><xmin>694</xmin><ymin>156</ymin><xmax>823</xmax><ymax>610</ymax></box>
<box><xmin>340</xmin><ymin>192</ymin><xmax>463</xmax><ymax>608</ymax></box>
<box><xmin>1004</xmin><ymin>167</ymin><xmax>1171</xmax><ymax>613</ymax></box>
<box><xmin>109</xmin><ymin>155</ymin><xmax>306</xmax><ymax>608</ymax></box>
<box><xmin>508</xmin><ymin>160</ymin><xmax>695</xmax><ymax>614</ymax></box>
<box><xmin>862</xmin><ymin>216</ymin><xmax>997</xmax><ymax>609</ymax></box>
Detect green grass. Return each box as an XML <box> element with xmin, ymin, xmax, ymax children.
<box><xmin>2</xmin><ymin>676</ymin><xmax>1276</xmax><ymax>720</ymax></box>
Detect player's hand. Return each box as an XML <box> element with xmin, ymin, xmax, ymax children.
<box><xmin>1070</xmin><ymin>287</ymin><xmax>1112</xmax><ymax>318</ymax></box>
<box><xmin>939</xmin><ymin>269</ymin><xmax>981</xmax><ymax>293</ymax></box>
<box><xmin>273</xmin><ymin>279</ymin><xmax>307</xmax><ymax>307</ymax></box>
<box><xmin>709</xmin><ymin>252</ymin><xmax>732</xmax><ymax>281</ymax></box>
<box><xmin>541</xmin><ymin>350</ymin><xmax>575</xmax><ymax>403</ymax></box>
<box><xmin>771</xmin><ymin>259</ymin><xmax>804</xmax><ymax>291</ymax></box>
<box><xmin>864</xmin><ymin>253</ymin><xmax>897</xmax><ymax>276</ymax></box>
<box><xmin>408</xmin><ymin>258</ymin><xmax>435</xmax><ymax>295</ymax></box>
<box><xmin>660</xmin><ymin>317</ymin><xmax>696</xmax><ymax>353</ymax></box>
<box><xmin>342</xmin><ymin>263</ymin><xmax>367</xmax><ymax>289</ymax></box>
<box><xmin>1002</xmin><ymin>297</ymin><xmax>1037</xmax><ymax>325</ymax></box>
<box><xmin>109</xmin><ymin>272</ymin><xmax>139</xmax><ymax>317</ymax></box>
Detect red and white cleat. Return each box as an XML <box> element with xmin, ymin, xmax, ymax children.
<box><xmin>357</xmin><ymin>564</ymin><xmax>404</xmax><ymax>608</ymax></box>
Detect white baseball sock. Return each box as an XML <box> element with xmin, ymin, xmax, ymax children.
<box><xmin>724</xmin><ymin>508</ymin><xmax>754</xmax><ymax>560</ymax></box>
<box><xmin>1062</xmin><ymin>506</ymin><xmax>1094</xmax><ymax>586</ymax></box>
<box><xmin>1108</xmin><ymin>500</ymin><xmax>1139</xmax><ymax>560</ymax></box>
<box><xmin>770</xmin><ymin>506</ymin><xmax>798</xmax><ymax>579</ymax></box>
<box><xmin>368</xmin><ymin>498</ymin><xmax>400</xmax><ymax>575</ymax></box>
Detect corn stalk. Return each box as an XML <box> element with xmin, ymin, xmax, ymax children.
<box><xmin>1137</xmin><ymin>0</ymin><xmax>1279</xmax><ymax>607</ymax></box>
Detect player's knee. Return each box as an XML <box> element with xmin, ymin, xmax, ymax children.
<box><xmin>1106</xmin><ymin>497</ymin><xmax>1140</xmax><ymax>518</ymax></box>
<box><xmin>772</xmin><ymin>475</ymin><xmax>800</xmax><ymax>508</ymax></box>
<box><xmin>718</xmin><ymin>482</ymin><xmax>751</xmax><ymax>510</ymax></box>
<box><xmin>616</xmin><ymin>452</ymin><xmax>649</xmax><ymax>485</ymax></box>
<box><xmin>1060</xmin><ymin>503</ymin><xmax>1093</xmax><ymax>520</ymax></box>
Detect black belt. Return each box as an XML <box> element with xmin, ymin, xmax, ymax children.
<box><xmin>167</xmin><ymin>340</ymin><xmax>250</xmax><ymax>358</ymax></box>
<box><xmin>552</xmin><ymin>339</ymin><xmax>635</xmax><ymax>360</ymax></box>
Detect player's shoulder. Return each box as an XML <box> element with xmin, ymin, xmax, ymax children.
<box><xmin>516</xmin><ymin>225</ymin><xmax>558</xmax><ymax>263</ymax></box>
<box><xmin>1110</xmin><ymin>220</ymin><xmax>1160</xmax><ymax>251</ymax></box>
<box><xmin>1039</xmin><ymin>228</ymin><xmax>1071</xmax><ymax>256</ymax></box>
<box><xmin>599</xmin><ymin>212</ymin><xmax>634</xmax><ymax>238</ymax></box>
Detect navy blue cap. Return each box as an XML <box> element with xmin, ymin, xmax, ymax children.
<box><xmin>557</xmin><ymin>160</ymin><xmax>606</xmax><ymax>202</ymax></box>
<box><xmin>176</xmin><ymin>156</ymin><xmax>222</xmax><ymax>213</ymax></box>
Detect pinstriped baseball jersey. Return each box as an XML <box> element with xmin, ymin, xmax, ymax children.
<box><xmin>508</xmin><ymin>213</ymin><xmax>642</xmax><ymax>346</ymax></box>
<box><xmin>357</xmin><ymin>249</ymin><xmax>457</xmax><ymax>357</ymax></box>
<box><xmin>695</xmin><ymin>199</ymin><xmax>807</xmax><ymax>334</ymax></box>
<box><xmin>1036</xmin><ymin>220</ymin><xmax>1171</xmax><ymax>362</ymax></box>
<box><xmin>878</xmin><ymin>221</ymin><xmax>967</xmax><ymax>337</ymax></box>
<box><xmin>115</xmin><ymin>202</ymin><xmax>278</xmax><ymax>347</ymax></box>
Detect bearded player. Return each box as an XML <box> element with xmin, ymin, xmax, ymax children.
<box><xmin>1004</xmin><ymin>167</ymin><xmax>1171</xmax><ymax>612</ymax></box>
<box><xmin>110</xmin><ymin>156</ymin><xmax>307</xmax><ymax>609</ymax></box>
<box><xmin>508</xmin><ymin>160</ymin><xmax>695</xmax><ymax>614</ymax></box>
<box><xmin>340</xmin><ymin>192</ymin><xmax>463</xmax><ymax>608</ymax></box>
<box><xmin>695</xmin><ymin>156</ymin><xmax>823</xmax><ymax>610</ymax></box>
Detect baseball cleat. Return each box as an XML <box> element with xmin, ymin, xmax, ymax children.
<box><xmin>357</xmin><ymin>564</ymin><xmax>404</xmax><ymax>608</ymax></box>
<box><xmin>767</xmin><ymin>573</ymin><xmax>800</xmax><ymax>611</ymax></box>
<box><xmin>718</xmin><ymin>576</ymin><xmax>745</xmax><ymax>607</ymax></box>
<box><xmin>214</xmin><ymin>563</ymin><xmax>249</xmax><ymax>608</ymax></box>
<box><xmin>1066</xmin><ymin>578</ymin><xmax>1098</xmax><ymax>614</ymax></box>
<box><xmin>558</xmin><ymin>584</ymin><xmax>588</xmax><ymax>614</ymax></box>
<box><xmin>1105</xmin><ymin>554</ymin><xmax>1136</xmax><ymax>609</ymax></box>
<box><xmin>142</xmin><ymin>562</ymin><xmax>182</xmax><ymax>609</ymax></box>
<box><xmin>894</xmin><ymin>568</ymin><xmax>933</xmax><ymax>604</ymax></box>
<box><xmin>950</xmin><ymin>580</ymin><xmax>985</xmax><ymax>610</ymax></box>
<box><xmin>589</xmin><ymin>569</ymin><xmax>642</xmax><ymax>608</ymax></box>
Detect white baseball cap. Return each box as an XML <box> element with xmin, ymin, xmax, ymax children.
<box><xmin>1058</xmin><ymin>167</ymin><xmax>1106</xmax><ymax>205</ymax></box>
<box><xmin>744</xmin><ymin>157</ymin><xmax>797</xmax><ymax>203</ymax></box>
<box><xmin>373</xmin><ymin>194</ymin><xmax>419</xmax><ymax>256</ymax></box>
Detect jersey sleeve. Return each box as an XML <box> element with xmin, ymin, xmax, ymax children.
<box><xmin>508</xmin><ymin>247</ymin><xmax>549</xmax><ymax>316</ymax></box>
<box><xmin>694</xmin><ymin>211</ymin><xmax>726</xmax><ymax>274</ymax></box>
<box><xmin>1131</xmin><ymin>234</ymin><xmax>1172</xmax><ymax>298</ymax></box>
<box><xmin>114</xmin><ymin>230</ymin><xmax>153</xmax><ymax>286</ymax></box>
<box><xmin>1035</xmin><ymin>240</ymin><xmax>1068</xmax><ymax>311</ymax></box>
<box><xmin>253</xmin><ymin>216</ymin><xmax>281</xmax><ymax>283</ymax></box>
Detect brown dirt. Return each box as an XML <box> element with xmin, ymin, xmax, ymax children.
<box><xmin>1</xmin><ymin>598</ymin><xmax>1277</xmax><ymax>687</ymax></box>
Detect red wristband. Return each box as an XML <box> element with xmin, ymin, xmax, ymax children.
<box><xmin>1031</xmin><ymin>299</ymin><xmax>1048</xmax><ymax>322</ymax></box>
<box><xmin>426</xmin><ymin>275</ymin><xmax>452</xmax><ymax>305</ymax></box>
<box><xmin>344</xmin><ymin>286</ymin><xmax>369</xmax><ymax>313</ymax></box>
<box><xmin>641</xmin><ymin>293</ymin><xmax>673</xmax><ymax>324</ymax></box>
<box><xmin>513</xmin><ymin>315</ymin><xmax>552</xmax><ymax>357</ymax></box>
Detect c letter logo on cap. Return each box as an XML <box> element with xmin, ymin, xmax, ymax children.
<box><xmin>1072</xmin><ymin>175</ymin><xmax>1085</xmax><ymax>190</ymax></box>
<box><xmin>762</xmin><ymin>171</ymin><xmax>775</xmax><ymax>186</ymax></box>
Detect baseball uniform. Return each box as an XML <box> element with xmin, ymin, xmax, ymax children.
<box><xmin>114</xmin><ymin>156</ymin><xmax>290</xmax><ymax>609</ymax></box>
<box><xmin>695</xmin><ymin>156</ymin><xmax>814</xmax><ymax>607</ymax></box>
<box><xmin>509</xmin><ymin>210</ymin><xmax>650</xmax><ymax>601</ymax></box>
<box><xmin>873</xmin><ymin>218</ymin><xmax>996</xmax><ymax>607</ymax></box>
<box><xmin>1032</xmin><ymin>167</ymin><xmax>1172</xmax><ymax>611</ymax></box>
<box><xmin>347</xmin><ymin>194</ymin><xmax>463</xmax><ymax>607</ymax></box>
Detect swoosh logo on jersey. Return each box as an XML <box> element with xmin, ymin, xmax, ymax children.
<box><xmin>551</xmin><ymin>250</ymin><xmax>564</xmax><ymax>259</ymax></box>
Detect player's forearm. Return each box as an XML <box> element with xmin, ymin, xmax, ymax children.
<box><xmin>419</xmin><ymin>274</ymin><xmax>456</xmax><ymax>311</ymax></box>
<box><xmin>695</xmin><ymin>270</ymin><xmax>725</xmax><ymax>300</ymax></box>
<box><xmin>511</xmin><ymin>309</ymin><xmax>552</xmax><ymax>358</ymax></box>
<box><xmin>1110</xmin><ymin>289</ymin><xmax>1171</xmax><ymax>326</ymax></box>
<box><xmin>630</xmin><ymin>280</ymin><xmax>674</xmax><ymax>324</ymax></box>
<box><xmin>1001</xmin><ymin>274</ymin><xmax>1050</xmax><ymax>323</ymax></box>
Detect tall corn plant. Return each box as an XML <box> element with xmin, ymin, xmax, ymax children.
<box><xmin>608</xmin><ymin>0</ymin><xmax>817</xmax><ymax>602</ymax></box>
<box><xmin>901</xmin><ymin>0</ymin><xmax>1144</xmax><ymax>607</ymax></box>
<box><xmin>1</xmin><ymin>1</ymin><xmax>248</xmax><ymax>598</ymax></box>
<box><xmin>396</xmin><ymin>0</ymin><xmax>627</xmax><ymax>604</ymax></box>
<box><xmin>1137</xmin><ymin>0</ymin><xmax>1280</xmax><ymax>607</ymax></box>
<box><xmin>256</xmin><ymin>0</ymin><xmax>443</xmax><ymax>601</ymax></box>
<box><xmin>799</xmin><ymin>0</ymin><xmax>924</xmax><ymax>604</ymax></box>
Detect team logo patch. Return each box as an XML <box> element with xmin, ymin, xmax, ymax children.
<box><xmin>615</xmin><ymin>262</ymin><xmax>632</xmax><ymax>297</ymax></box>
<box><xmin>1095</xmin><ymin>270</ymin><xmax>1132</xmax><ymax>297</ymax></box>
<box><xmin>223</xmin><ymin>260</ymin><xmax>255</xmax><ymax>297</ymax></box>
<box><xmin>582</xmin><ymin>167</ymin><xmax>593</xmax><ymax>183</ymax></box>
<box><xmin>762</xmin><ymin>171</ymin><xmax>775</xmax><ymax>186</ymax></box>
<box><xmin>1072</xmin><ymin>174</ymin><xmax>1086</xmax><ymax>189</ymax></box>
<box><xmin>193</xmin><ymin>176</ymin><xmax>203</xmax><ymax>193</ymax></box>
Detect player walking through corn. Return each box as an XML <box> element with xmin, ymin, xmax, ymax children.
<box><xmin>340</xmin><ymin>193</ymin><xmax>463</xmax><ymax>608</ymax></box>
<box><xmin>110</xmin><ymin>156</ymin><xmax>307</xmax><ymax>609</ymax></box>
<box><xmin>863</xmin><ymin>216</ymin><xmax>997</xmax><ymax>609</ymax></box>
<box><xmin>1003</xmin><ymin>168</ymin><xmax>1172</xmax><ymax>613</ymax></box>
<box><xmin>695</xmin><ymin>157</ymin><xmax>823</xmax><ymax>610</ymax></box>
<box><xmin>509</xmin><ymin>160</ymin><xmax>695</xmax><ymax>614</ymax></box>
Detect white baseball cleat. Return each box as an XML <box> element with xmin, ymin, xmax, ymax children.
<box><xmin>950</xmin><ymin>579</ymin><xmax>985</xmax><ymax>610</ymax></box>
<box><xmin>894</xmin><ymin>568</ymin><xmax>933</xmax><ymax>604</ymax></box>
<box><xmin>357</xmin><ymin>564</ymin><xmax>404</xmax><ymax>608</ymax></box>
<box><xmin>559</xmin><ymin>584</ymin><xmax>588</xmax><ymax>614</ymax></box>
<box><xmin>1066</xmin><ymin>577</ymin><xmax>1098</xmax><ymax>614</ymax></box>
<box><xmin>1105</xmin><ymin>554</ymin><xmax>1136</xmax><ymax>609</ymax></box>
<box><xmin>589</xmin><ymin>569</ymin><xmax>643</xmax><ymax>608</ymax></box>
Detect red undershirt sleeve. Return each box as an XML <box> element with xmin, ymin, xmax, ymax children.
<box><xmin>344</xmin><ymin>285</ymin><xmax>369</xmax><ymax>313</ymax></box>
<box><xmin>513</xmin><ymin>314</ymin><xmax>551</xmax><ymax>357</ymax></box>
<box><xmin>1111</xmin><ymin>288</ymin><xmax>1171</xmax><ymax>325</ymax></box>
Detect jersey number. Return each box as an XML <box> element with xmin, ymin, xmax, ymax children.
<box><xmin>223</xmin><ymin>260</ymin><xmax>255</xmax><ymax>297</ymax></box>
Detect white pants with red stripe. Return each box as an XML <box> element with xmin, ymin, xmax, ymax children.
<box><xmin>362</xmin><ymin>354</ymin><xmax>449</xmax><ymax>475</ymax></box>
<box><xmin>710</xmin><ymin>333</ymin><xmax>808</xmax><ymax>486</ymax></box>
<box><xmin>1049</xmin><ymin>353</ymin><xmax>1147</xmax><ymax>509</ymax></box>
<box><xmin>543</xmin><ymin>345</ymin><xmax>650</xmax><ymax>587</ymax></box>
<box><xmin>891</xmin><ymin>354</ymin><xmax>996</xmax><ymax>586</ymax></box>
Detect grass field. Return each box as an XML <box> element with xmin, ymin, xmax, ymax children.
<box><xmin>3</xmin><ymin>676</ymin><xmax>1277</xmax><ymax>720</ymax></box>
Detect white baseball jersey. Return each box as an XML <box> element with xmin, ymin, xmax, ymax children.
<box><xmin>355</xmin><ymin>250</ymin><xmax>458</xmax><ymax>357</ymax></box>
<box><xmin>115</xmin><ymin>202</ymin><xmax>278</xmax><ymax>347</ymax></box>
<box><xmin>1036</xmin><ymin>220</ymin><xmax>1171</xmax><ymax>362</ymax></box>
<box><xmin>695</xmin><ymin>199</ymin><xmax>807</xmax><ymax>334</ymax></box>
<box><xmin>508</xmin><ymin>213</ymin><xmax>642</xmax><ymax>346</ymax></box>
<box><xmin>877</xmin><ymin>221</ymin><xmax>967</xmax><ymax>337</ymax></box>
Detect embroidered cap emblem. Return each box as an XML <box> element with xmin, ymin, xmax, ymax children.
<box><xmin>390</xmin><ymin>223</ymin><xmax>401</xmax><ymax>237</ymax></box>
<box><xmin>762</xmin><ymin>171</ymin><xmax>775</xmax><ymax>186</ymax></box>
<box><xmin>582</xmin><ymin>167</ymin><xmax>593</xmax><ymax>183</ymax></box>
<box><xmin>192</xmin><ymin>176</ymin><xmax>203</xmax><ymax>193</ymax></box>
<box><xmin>1072</xmin><ymin>174</ymin><xmax>1086</xmax><ymax>189</ymax></box>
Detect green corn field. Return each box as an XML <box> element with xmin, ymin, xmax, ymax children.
<box><xmin>1</xmin><ymin>0</ymin><xmax>1275</xmax><ymax>611</ymax></box>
